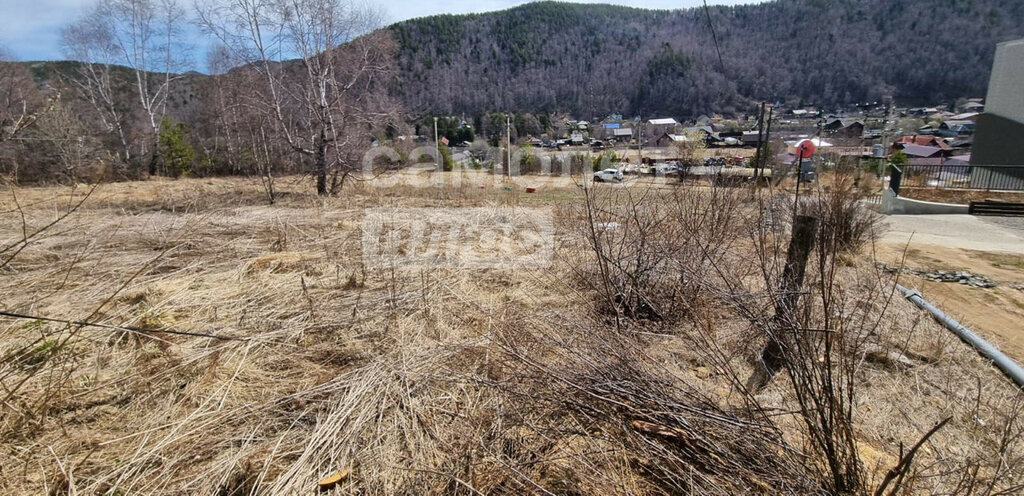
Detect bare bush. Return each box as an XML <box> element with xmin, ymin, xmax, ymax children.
<box><xmin>569</xmin><ymin>183</ymin><xmax>750</xmax><ymax>325</ymax></box>
<box><xmin>803</xmin><ymin>173</ymin><xmax>884</xmax><ymax>255</ymax></box>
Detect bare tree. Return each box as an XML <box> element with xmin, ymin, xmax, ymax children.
<box><xmin>0</xmin><ymin>48</ymin><xmax>51</xmax><ymax>144</ymax></box>
<box><xmin>60</xmin><ymin>25</ymin><xmax>132</xmax><ymax>163</ymax></box>
<box><xmin>33</xmin><ymin>100</ymin><xmax>108</xmax><ymax>182</ymax></box>
<box><xmin>199</xmin><ymin>43</ymin><xmax>283</xmax><ymax>202</ymax></box>
<box><xmin>62</xmin><ymin>0</ymin><xmax>190</xmax><ymax>174</ymax></box>
<box><xmin>197</xmin><ymin>0</ymin><xmax>399</xmax><ymax>196</ymax></box>
<box><xmin>672</xmin><ymin>129</ymin><xmax>707</xmax><ymax>167</ymax></box>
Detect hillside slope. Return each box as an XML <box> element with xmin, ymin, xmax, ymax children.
<box><xmin>389</xmin><ymin>0</ymin><xmax>1024</xmax><ymax>117</ymax></box>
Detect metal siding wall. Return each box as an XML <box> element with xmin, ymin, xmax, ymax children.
<box><xmin>986</xmin><ymin>39</ymin><xmax>1024</xmax><ymax>124</ymax></box>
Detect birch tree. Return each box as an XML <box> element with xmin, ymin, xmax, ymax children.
<box><xmin>62</xmin><ymin>0</ymin><xmax>190</xmax><ymax>174</ymax></box>
<box><xmin>197</xmin><ymin>0</ymin><xmax>399</xmax><ymax>196</ymax></box>
<box><xmin>0</xmin><ymin>48</ymin><xmax>50</xmax><ymax>144</ymax></box>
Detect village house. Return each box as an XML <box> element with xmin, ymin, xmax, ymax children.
<box><xmin>895</xmin><ymin>134</ymin><xmax>953</xmax><ymax>151</ymax></box>
<box><xmin>652</xmin><ymin>133</ymin><xmax>690</xmax><ymax>147</ymax></box>
<box><xmin>647</xmin><ymin>117</ymin><xmax>680</xmax><ymax>132</ymax></box>
<box><xmin>948</xmin><ymin>112</ymin><xmax>981</xmax><ymax>122</ymax></box>
<box><xmin>940</xmin><ymin>120</ymin><xmax>976</xmax><ymax>135</ymax></box>
<box><xmin>823</xmin><ymin>118</ymin><xmax>865</xmax><ymax>138</ymax></box>
<box><xmin>610</xmin><ymin>127</ymin><xmax>634</xmax><ymax>143</ymax></box>
<box><xmin>645</xmin><ymin>117</ymin><xmax>681</xmax><ymax>143</ymax></box>
<box><xmin>895</xmin><ymin>143</ymin><xmax>948</xmax><ymax>159</ymax></box>
<box><xmin>681</xmin><ymin>125</ymin><xmax>722</xmax><ymax>146</ymax></box>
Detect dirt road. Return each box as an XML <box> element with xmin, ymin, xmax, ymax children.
<box><xmin>881</xmin><ymin>214</ymin><xmax>1024</xmax><ymax>255</ymax></box>
<box><xmin>878</xmin><ymin>214</ymin><xmax>1024</xmax><ymax>359</ymax></box>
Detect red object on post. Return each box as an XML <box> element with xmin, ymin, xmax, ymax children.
<box><xmin>795</xmin><ymin>139</ymin><xmax>817</xmax><ymax>158</ymax></box>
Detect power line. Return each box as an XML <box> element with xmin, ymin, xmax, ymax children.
<box><xmin>702</xmin><ymin>0</ymin><xmax>725</xmax><ymax>72</ymax></box>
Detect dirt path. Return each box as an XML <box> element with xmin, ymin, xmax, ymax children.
<box><xmin>881</xmin><ymin>214</ymin><xmax>1024</xmax><ymax>255</ymax></box>
<box><xmin>877</xmin><ymin>214</ymin><xmax>1024</xmax><ymax>360</ymax></box>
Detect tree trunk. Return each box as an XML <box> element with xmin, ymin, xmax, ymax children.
<box><xmin>747</xmin><ymin>214</ymin><xmax>818</xmax><ymax>391</ymax></box>
<box><xmin>315</xmin><ymin>131</ymin><xmax>328</xmax><ymax>197</ymax></box>
<box><xmin>148</xmin><ymin>136</ymin><xmax>160</xmax><ymax>177</ymax></box>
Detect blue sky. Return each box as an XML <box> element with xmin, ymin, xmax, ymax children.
<box><xmin>0</xmin><ymin>0</ymin><xmax>761</xmax><ymax>68</ymax></box>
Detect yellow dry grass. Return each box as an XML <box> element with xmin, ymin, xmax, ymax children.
<box><xmin>0</xmin><ymin>174</ymin><xmax>1021</xmax><ymax>494</ymax></box>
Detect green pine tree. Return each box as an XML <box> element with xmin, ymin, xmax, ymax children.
<box><xmin>158</xmin><ymin>117</ymin><xmax>195</xmax><ymax>177</ymax></box>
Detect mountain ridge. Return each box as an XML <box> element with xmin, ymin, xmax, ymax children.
<box><xmin>11</xmin><ymin>0</ymin><xmax>1024</xmax><ymax>120</ymax></box>
<box><xmin>388</xmin><ymin>0</ymin><xmax>1024</xmax><ymax>117</ymax></box>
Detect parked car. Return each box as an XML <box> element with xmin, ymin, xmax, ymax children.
<box><xmin>654</xmin><ymin>163</ymin><xmax>680</xmax><ymax>176</ymax></box>
<box><xmin>622</xmin><ymin>164</ymin><xmax>641</xmax><ymax>175</ymax></box>
<box><xmin>594</xmin><ymin>168</ymin><xmax>624</xmax><ymax>182</ymax></box>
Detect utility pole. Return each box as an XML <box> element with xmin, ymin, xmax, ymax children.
<box><xmin>755</xmin><ymin>103</ymin><xmax>766</xmax><ymax>179</ymax></box>
<box><xmin>760</xmin><ymin>105</ymin><xmax>774</xmax><ymax>180</ymax></box>
<box><xmin>881</xmin><ymin>102</ymin><xmax>896</xmax><ymax>182</ymax></box>
<box><xmin>434</xmin><ymin>117</ymin><xmax>440</xmax><ymax>169</ymax></box>
<box><xmin>506</xmin><ymin>114</ymin><xmax>512</xmax><ymax>177</ymax></box>
<box><xmin>637</xmin><ymin>116</ymin><xmax>643</xmax><ymax>166</ymax></box>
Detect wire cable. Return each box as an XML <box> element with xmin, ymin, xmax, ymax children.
<box><xmin>702</xmin><ymin>0</ymin><xmax>725</xmax><ymax>72</ymax></box>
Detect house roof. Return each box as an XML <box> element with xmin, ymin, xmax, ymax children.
<box><xmin>826</xmin><ymin>118</ymin><xmax>864</xmax><ymax>128</ymax></box>
<box><xmin>648</xmin><ymin>118</ymin><xmax>679</xmax><ymax>126</ymax></box>
<box><xmin>682</xmin><ymin>125</ymin><xmax>714</xmax><ymax>135</ymax></box>
<box><xmin>900</xmin><ymin>144</ymin><xmax>944</xmax><ymax>157</ymax></box>
<box><xmin>948</xmin><ymin>112</ymin><xmax>980</xmax><ymax>121</ymax></box>
<box><xmin>612</xmin><ymin>128</ymin><xmax>633</xmax><ymax>136</ymax></box>
<box><xmin>949</xmin><ymin>137</ymin><xmax>973</xmax><ymax>148</ymax></box>
<box><xmin>896</xmin><ymin>135</ymin><xmax>953</xmax><ymax>150</ymax></box>
<box><xmin>785</xmin><ymin>138</ymin><xmax>833</xmax><ymax>148</ymax></box>
<box><xmin>907</xmin><ymin>158</ymin><xmax>945</xmax><ymax>166</ymax></box>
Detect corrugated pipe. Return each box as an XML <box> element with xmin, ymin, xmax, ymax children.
<box><xmin>897</xmin><ymin>284</ymin><xmax>1024</xmax><ymax>388</ymax></box>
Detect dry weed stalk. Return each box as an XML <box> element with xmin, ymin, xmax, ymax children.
<box><xmin>1</xmin><ymin>175</ymin><xmax>1023</xmax><ymax>494</ymax></box>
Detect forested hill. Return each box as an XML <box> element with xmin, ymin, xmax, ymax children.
<box><xmin>388</xmin><ymin>0</ymin><xmax>1024</xmax><ymax>117</ymax></box>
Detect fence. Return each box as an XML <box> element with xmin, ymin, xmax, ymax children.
<box><xmin>892</xmin><ymin>164</ymin><xmax>1024</xmax><ymax>193</ymax></box>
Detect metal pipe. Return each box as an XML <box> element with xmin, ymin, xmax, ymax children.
<box><xmin>897</xmin><ymin>284</ymin><xmax>1024</xmax><ymax>388</ymax></box>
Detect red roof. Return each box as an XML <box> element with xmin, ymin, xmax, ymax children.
<box><xmin>895</xmin><ymin>135</ymin><xmax>952</xmax><ymax>150</ymax></box>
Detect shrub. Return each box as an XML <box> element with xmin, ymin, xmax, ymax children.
<box><xmin>158</xmin><ymin>117</ymin><xmax>195</xmax><ymax>177</ymax></box>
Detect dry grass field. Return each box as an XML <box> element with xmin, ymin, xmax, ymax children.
<box><xmin>1</xmin><ymin>172</ymin><xmax>1023</xmax><ymax>494</ymax></box>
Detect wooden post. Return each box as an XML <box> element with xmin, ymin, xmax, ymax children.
<box><xmin>755</xmin><ymin>102</ymin><xmax>766</xmax><ymax>177</ymax></box>
<box><xmin>747</xmin><ymin>214</ymin><xmax>818</xmax><ymax>391</ymax></box>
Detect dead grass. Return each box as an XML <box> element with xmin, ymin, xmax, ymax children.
<box><xmin>899</xmin><ymin>187</ymin><xmax>1024</xmax><ymax>205</ymax></box>
<box><xmin>973</xmin><ymin>251</ymin><xmax>1024</xmax><ymax>272</ymax></box>
<box><xmin>0</xmin><ymin>174</ymin><xmax>1022</xmax><ymax>494</ymax></box>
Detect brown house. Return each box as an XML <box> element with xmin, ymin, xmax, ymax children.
<box><xmin>823</xmin><ymin>119</ymin><xmax>864</xmax><ymax>138</ymax></box>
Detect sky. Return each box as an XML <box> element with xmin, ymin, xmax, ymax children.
<box><xmin>0</xmin><ymin>0</ymin><xmax>761</xmax><ymax>67</ymax></box>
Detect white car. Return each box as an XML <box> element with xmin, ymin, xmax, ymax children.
<box><xmin>654</xmin><ymin>163</ymin><xmax>680</xmax><ymax>175</ymax></box>
<box><xmin>594</xmin><ymin>168</ymin><xmax>624</xmax><ymax>182</ymax></box>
